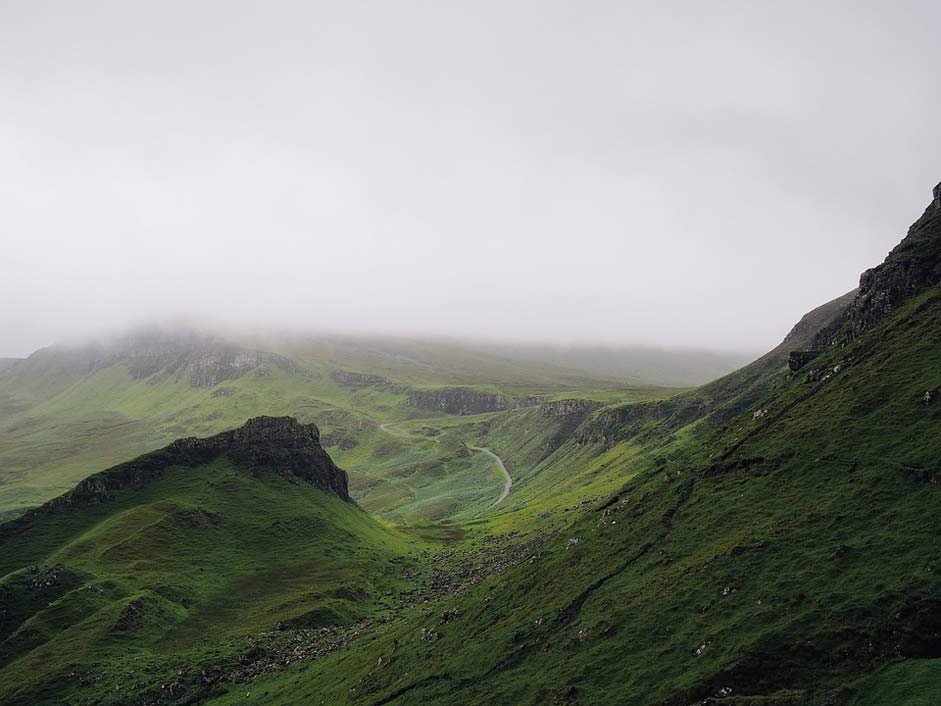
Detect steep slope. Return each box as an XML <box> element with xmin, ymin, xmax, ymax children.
<box><xmin>189</xmin><ymin>183</ymin><xmax>941</xmax><ymax>705</ymax></box>
<box><xmin>0</xmin><ymin>417</ymin><xmax>418</xmax><ymax>706</ymax></box>
<box><xmin>577</xmin><ymin>287</ymin><xmax>858</xmax><ymax>449</ymax></box>
<box><xmin>814</xmin><ymin>183</ymin><xmax>941</xmax><ymax>345</ymax></box>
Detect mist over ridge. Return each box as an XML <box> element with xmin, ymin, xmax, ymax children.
<box><xmin>3</xmin><ymin>1</ymin><xmax>940</xmax><ymax>357</ymax></box>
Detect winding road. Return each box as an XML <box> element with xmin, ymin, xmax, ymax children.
<box><xmin>468</xmin><ymin>445</ymin><xmax>512</xmax><ymax>505</ymax></box>
<box><xmin>377</xmin><ymin>420</ymin><xmax>511</xmax><ymax>506</ymax></box>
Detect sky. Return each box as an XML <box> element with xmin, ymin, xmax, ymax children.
<box><xmin>1</xmin><ymin>0</ymin><xmax>939</xmax><ymax>358</ymax></box>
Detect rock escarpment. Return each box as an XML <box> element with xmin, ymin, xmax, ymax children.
<box><xmin>540</xmin><ymin>399</ymin><xmax>601</xmax><ymax>418</ymax></box>
<box><xmin>406</xmin><ymin>388</ymin><xmax>507</xmax><ymax>415</ymax></box>
<box><xmin>186</xmin><ymin>349</ymin><xmax>295</xmax><ymax>387</ymax></box>
<box><xmin>331</xmin><ymin>370</ymin><xmax>388</xmax><ymax>388</ymax></box>
<box><xmin>10</xmin><ymin>417</ymin><xmax>350</xmax><ymax>523</ymax></box>
<box><xmin>814</xmin><ymin>182</ymin><xmax>941</xmax><ymax>347</ymax></box>
<box><xmin>23</xmin><ymin>329</ymin><xmax>296</xmax><ymax>388</ymax></box>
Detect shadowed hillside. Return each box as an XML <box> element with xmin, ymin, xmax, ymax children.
<box><xmin>0</xmin><ymin>417</ymin><xmax>419</xmax><ymax>706</ymax></box>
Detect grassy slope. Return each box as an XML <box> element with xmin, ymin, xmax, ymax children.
<box><xmin>0</xmin><ymin>454</ymin><xmax>421</xmax><ymax>706</ymax></box>
<box><xmin>189</xmin><ymin>290</ymin><xmax>941</xmax><ymax>706</ymax></box>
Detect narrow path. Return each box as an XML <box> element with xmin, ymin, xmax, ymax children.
<box><xmin>377</xmin><ymin>421</ymin><xmax>439</xmax><ymax>443</ymax></box>
<box><xmin>377</xmin><ymin>420</ymin><xmax>511</xmax><ymax>506</ymax></box>
<box><xmin>469</xmin><ymin>445</ymin><xmax>512</xmax><ymax>505</ymax></box>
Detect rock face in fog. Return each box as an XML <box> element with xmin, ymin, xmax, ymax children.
<box><xmin>331</xmin><ymin>370</ymin><xmax>389</xmax><ymax>388</ymax></box>
<box><xmin>19</xmin><ymin>329</ymin><xmax>296</xmax><ymax>388</ymax></box>
<box><xmin>813</xmin><ymin>182</ymin><xmax>941</xmax><ymax>347</ymax></box>
<box><xmin>406</xmin><ymin>388</ymin><xmax>507</xmax><ymax>415</ymax></box>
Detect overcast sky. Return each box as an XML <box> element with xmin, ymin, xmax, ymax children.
<box><xmin>1</xmin><ymin>1</ymin><xmax>939</xmax><ymax>358</ymax></box>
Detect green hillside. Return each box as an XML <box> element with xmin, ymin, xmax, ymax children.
<box><xmin>0</xmin><ymin>334</ymin><xmax>681</xmax><ymax>522</ymax></box>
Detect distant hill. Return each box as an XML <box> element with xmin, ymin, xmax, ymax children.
<box><xmin>468</xmin><ymin>342</ymin><xmax>754</xmax><ymax>387</ymax></box>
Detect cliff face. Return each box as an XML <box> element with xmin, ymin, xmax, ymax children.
<box><xmin>814</xmin><ymin>183</ymin><xmax>941</xmax><ymax>347</ymax></box>
<box><xmin>22</xmin><ymin>329</ymin><xmax>296</xmax><ymax>388</ymax></box>
<box><xmin>331</xmin><ymin>370</ymin><xmax>388</xmax><ymax>388</ymax></box>
<box><xmin>405</xmin><ymin>388</ymin><xmax>507</xmax><ymax>415</ymax></box>
<box><xmin>11</xmin><ymin>417</ymin><xmax>350</xmax><ymax>522</ymax></box>
<box><xmin>540</xmin><ymin>399</ymin><xmax>601</xmax><ymax>418</ymax></box>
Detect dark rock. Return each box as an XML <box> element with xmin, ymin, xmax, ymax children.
<box><xmin>405</xmin><ymin>388</ymin><xmax>507</xmax><ymax>415</ymax></box>
<box><xmin>331</xmin><ymin>370</ymin><xmax>388</xmax><ymax>388</ymax></box>
<box><xmin>540</xmin><ymin>399</ymin><xmax>601</xmax><ymax>418</ymax></box>
<box><xmin>320</xmin><ymin>433</ymin><xmax>359</xmax><ymax>451</ymax></box>
<box><xmin>177</xmin><ymin>508</ymin><xmax>224</xmax><ymax>529</ymax></box>
<box><xmin>787</xmin><ymin>350</ymin><xmax>821</xmax><ymax>372</ymax></box>
<box><xmin>115</xmin><ymin>598</ymin><xmax>146</xmax><ymax>631</ymax></box>
<box><xmin>813</xmin><ymin>182</ymin><xmax>941</xmax><ymax>347</ymax></box>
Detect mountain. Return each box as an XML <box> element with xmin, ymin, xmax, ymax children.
<box><xmin>0</xmin><ymin>417</ymin><xmax>418</xmax><ymax>706</ymax></box>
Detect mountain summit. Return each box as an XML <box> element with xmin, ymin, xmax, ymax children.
<box><xmin>814</xmin><ymin>180</ymin><xmax>941</xmax><ymax>346</ymax></box>
<box><xmin>2</xmin><ymin>417</ymin><xmax>350</xmax><ymax>543</ymax></box>
<box><xmin>68</xmin><ymin>415</ymin><xmax>350</xmax><ymax>508</ymax></box>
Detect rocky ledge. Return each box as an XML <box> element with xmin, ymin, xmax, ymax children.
<box><xmin>540</xmin><ymin>399</ymin><xmax>601</xmax><ymax>418</ymax></box>
<box><xmin>406</xmin><ymin>388</ymin><xmax>507</xmax><ymax>415</ymax></box>
<box><xmin>814</xmin><ymin>181</ymin><xmax>941</xmax><ymax>347</ymax></box>
<box><xmin>12</xmin><ymin>418</ymin><xmax>350</xmax><ymax>523</ymax></box>
<box><xmin>331</xmin><ymin>369</ymin><xmax>388</xmax><ymax>388</ymax></box>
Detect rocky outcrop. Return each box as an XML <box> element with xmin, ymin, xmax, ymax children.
<box><xmin>23</xmin><ymin>328</ymin><xmax>296</xmax><ymax>388</ymax></box>
<box><xmin>540</xmin><ymin>399</ymin><xmax>601</xmax><ymax>418</ymax></box>
<box><xmin>405</xmin><ymin>388</ymin><xmax>507</xmax><ymax>415</ymax></box>
<box><xmin>813</xmin><ymin>182</ymin><xmax>941</xmax><ymax>347</ymax></box>
<box><xmin>576</xmin><ymin>398</ymin><xmax>688</xmax><ymax>446</ymax></box>
<box><xmin>787</xmin><ymin>350</ymin><xmax>821</xmax><ymax>372</ymax></box>
<box><xmin>187</xmin><ymin>350</ymin><xmax>295</xmax><ymax>387</ymax></box>
<box><xmin>331</xmin><ymin>370</ymin><xmax>388</xmax><ymax>388</ymax></box>
<box><xmin>539</xmin><ymin>399</ymin><xmax>603</xmax><ymax>457</ymax></box>
<box><xmin>5</xmin><ymin>418</ymin><xmax>350</xmax><ymax>526</ymax></box>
